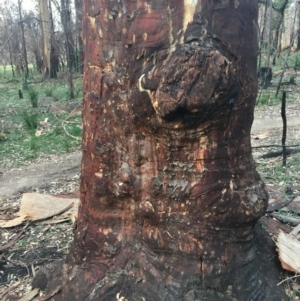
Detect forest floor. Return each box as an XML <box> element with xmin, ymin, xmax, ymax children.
<box><xmin>1</xmin><ymin>82</ymin><xmax>300</xmax><ymax>299</ymax></box>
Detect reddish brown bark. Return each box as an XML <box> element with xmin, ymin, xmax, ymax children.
<box><xmin>34</xmin><ymin>0</ymin><xmax>288</xmax><ymax>300</ymax></box>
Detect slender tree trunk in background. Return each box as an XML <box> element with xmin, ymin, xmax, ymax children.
<box><xmin>35</xmin><ymin>1</ymin><xmax>288</xmax><ymax>300</ymax></box>
<box><xmin>61</xmin><ymin>0</ymin><xmax>75</xmax><ymax>98</ymax></box>
<box><xmin>272</xmin><ymin>0</ymin><xmax>289</xmax><ymax>66</ymax></box>
<box><xmin>49</xmin><ymin>0</ymin><xmax>59</xmax><ymax>78</ymax></box>
<box><xmin>39</xmin><ymin>0</ymin><xmax>51</xmax><ymax>77</ymax></box>
<box><xmin>39</xmin><ymin>0</ymin><xmax>58</xmax><ymax>78</ymax></box>
<box><xmin>258</xmin><ymin>3</ymin><xmax>268</xmax><ymax>69</ymax></box>
<box><xmin>8</xmin><ymin>42</ymin><xmax>15</xmax><ymax>77</ymax></box>
<box><xmin>267</xmin><ymin>0</ymin><xmax>273</xmax><ymax>68</ymax></box>
<box><xmin>18</xmin><ymin>0</ymin><xmax>29</xmax><ymax>77</ymax></box>
<box><xmin>74</xmin><ymin>0</ymin><xmax>84</xmax><ymax>74</ymax></box>
<box><xmin>298</xmin><ymin>5</ymin><xmax>300</xmax><ymax>50</ymax></box>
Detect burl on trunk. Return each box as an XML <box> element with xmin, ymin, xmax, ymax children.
<box><xmin>36</xmin><ymin>0</ymin><xmax>287</xmax><ymax>300</ymax></box>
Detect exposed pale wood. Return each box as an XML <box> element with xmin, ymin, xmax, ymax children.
<box><xmin>276</xmin><ymin>230</ymin><xmax>300</xmax><ymax>273</ymax></box>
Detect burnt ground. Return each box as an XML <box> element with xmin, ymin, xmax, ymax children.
<box><xmin>0</xmin><ymin>102</ymin><xmax>300</xmax><ymax>300</ymax></box>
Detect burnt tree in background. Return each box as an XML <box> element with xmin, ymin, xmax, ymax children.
<box><xmin>37</xmin><ymin>0</ymin><xmax>288</xmax><ymax>300</ymax></box>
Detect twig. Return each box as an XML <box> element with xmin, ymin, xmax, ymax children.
<box><xmin>34</xmin><ymin>286</ymin><xmax>61</xmax><ymax>301</ymax></box>
<box><xmin>270</xmin><ymin>213</ymin><xmax>300</xmax><ymax>227</ymax></box>
<box><xmin>277</xmin><ymin>274</ymin><xmax>300</xmax><ymax>286</ymax></box>
<box><xmin>0</xmin><ymin>205</ymin><xmax>15</xmax><ymax>211</ymax></box>
<box><xmin>62</xmin><ymin>122</ymin><xmax>81</xmax><ymax>140</ymax></box>
<box><xmin>65</xmin><ymin>106</ymin><xmax>82</xmax><ymax>120</ymax></box>
<box><xmin>2</xmin><ymin>254</ymin><xmax>30</xmax><ymax>277</ymax></box>
<box><xmin>0</xmin><ymin>222</ymin><xmax>31</xmax><ymax>252</ymax></box>
<box><xmin>0</xmin><ymin>281</ymin><xmax>21</xmax><ymax>299</ymax></box>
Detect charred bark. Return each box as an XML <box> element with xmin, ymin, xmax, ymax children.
<box><xmin>35</xmin><ymin>1</ymin><xmax>288</xmax><ymax>300</ymax></box>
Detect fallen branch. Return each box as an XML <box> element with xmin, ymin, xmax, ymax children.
<box><xmin>0</xmin><ymin>205</ymin><xmax>15</xmax><ymax>211</ymax></box>
<box><xmin>34</xmin><ymin>286</ymin><xmax>61</xmax><ymax>301</ymax></box>
<box><xmin>2</xmin><ymin>254</ymin><xmax>30</xmax><ymax>277</ymax></box>
<box><xmin>0</xmin><ymin>222</ymin><xmax>31</xmax><ymax>252</ymax></box>
<box><xmin>18</xmin><ymin>288</ymin><xmax>39</xmax><ymax>301</ymax></box>
<box><xmin>62</xmin><ymin>122</ymin><xmax>81</xmax><ymax>141</ymax></box>
<box><xmin>259</xmin><ymin>147</ymin><xmax>300</xmax><ymax>159</ymax></box>
<box><xmin>252</xmin><ymin>144</ymin><xmax>300</xmax><ymax>149</ymax></box>
<box><xmin>277</xmin><ymin>274</ymin><xmax>300</xmax><ymax>286</ymax></box>
<box><xmin>0</xmin><ymin>281</ymin><xmax>21</xmax><ymax>299</ymax></box>
<box><xmin>270</xmin><ymin>213</ymin><xmax>300</xmax><ymax>227</ymax></box>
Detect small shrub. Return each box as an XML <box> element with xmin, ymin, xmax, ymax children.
<box><xmin>29</xmin><ymin>135</ymin><xmax>39</xmax><ymax>151</ymax></box>
<box><xmin>52</xmin><ymin>126</ymin><xmax>63</xmax><ymax>136</ymax></box>
<box><xmin>68</xmin><ymin>124</ymin><xmax>82</xmax><ymax>137</ymax></box>
<box><xmin>63</xmin><ymin>136</ymin><xmax>71</xmax><ymax>152</ymax></box>
<box><xmin>257</xmin><ymin>93</ymin><xmax>271</xmax><ymax>105</ymax></box>
<box><xmin>21</xmin><ymin>111</ymin><xmax>38</xmax><ymax>131</ymax></box>
<box><xmin>45</xmin><ymin>88</ymin><xmax>53</xmax><ymax>97</ymax></box>
<box><xmin>28</xmin><ymin>89</ymin><xmax>38</xmax><ymax>108</ymax></box>
<box><xmin>294</xmin><ymin>56</ymin><xmax>300</xmax><ymax>70</ymax></box>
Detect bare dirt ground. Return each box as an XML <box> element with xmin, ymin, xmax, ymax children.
<box><xmin>0</xmin><ymin>151</ymin><xmax>81</xmax><ymax>199</ymax></box>
<box><xmin>0</xmin><ymin>102</ymin><xmax>300</xmax><ymax>300</ymax></box>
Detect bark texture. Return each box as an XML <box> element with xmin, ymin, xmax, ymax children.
<box><xmin>38</xmin><ymin>0</ymin><xmax>288</xmax><ymax>300</ymax></box>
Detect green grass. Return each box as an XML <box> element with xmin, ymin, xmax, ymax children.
<box><xmin>21</xmin><ymin>110</ymin><xmax>39</xmax><ymax>130</ymax></box>
<box><xmin>256</xmin><ymin>90</ymin><xmax>298</xmax><ymax>107</ymax></box>
<box><xmin>0</xmin><ymin>70</ymin><xmax>83</xmax><ymax>167</ymax></box>
<box><xmin>256</xmin><ymin>91</ymin><xmax>282</xmax><ymax>106</ymax></box>
<box><xmin>0</xmin><ymin>112</ymin><xmax>82</xmax><ymax>165</ymax></box>
<box><xmin>28</xmin><ymin>89</ymin><xmax>39</xmax><ymax>108</ymax></box>
<box><xmin>256</xmin><ymin>152</ymin><xmax>300</xmax><ymax>186</ymax></box>
<box><xmin>45</xmin><ymin>88</ymin><xmax>53</xmax><ymax>97</ymax></box>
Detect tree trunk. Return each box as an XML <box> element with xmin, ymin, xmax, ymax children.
<box><xmin>18</xmin><ymin>0</ymin><xmax>29</xmax><ymax>77</ymax></box>
<box><xmin>61</xmin><ymin>0</ymin><xmax>75</xmax><ymax>98</ymax></box>
<box><xmin>34</xmin><ymin>1</ymin><xmax>288</xmax><ymax>300</ymax></box>
<box><xmin>39</xmin><ymin>0</ymin><xmax>51</xmax><ymax>76</ymax></box>
<box><xmin>8</xmin><ymin>41</ymin><xmax>15</xmax><ymax>77</ymax></box>
<box><xmin>298</xmin><ymin>5</ymin><xmax>300</xmax><ymax>50</ymax></box>
<box><xmin>39</xmin><ymin>0</ymin><xmax>58</xmax><ymax>78</ymax></box>
<box><xmin>267</xmin><ymin>0</ymin><xmax>273</xmax><ymax>68</ymax></box>
<box><xmin>74</xmin><ymin>0</ymin><xmax>84</xmax><ymax>73</ymax></box>
<box><xmin>258</xmin><ymin>3</ymin><xmax>268</xmax><ymax>70</ymax></box>
<box><xmin>272</xmin><ymin>0</ymin><xmax>289</xmax><ymax>66</ymax></box>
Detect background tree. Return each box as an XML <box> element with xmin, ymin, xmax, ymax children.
<box><xmin>272</xmin><ymin>0</ymin><xmax>290</xmax><ymax>65</ymax></box>
<box><xmin>60</xmin><ymin>0</ymin><xmax>75</xmax><ymax>98</ymax></box>
<box><xmin>38</xmin><ymin>0</ymin><xmax>58</xmax><ymax>78</ymax></box>
<box><xmin>17</xmin><ymin>0</ymin><xmax>29</xmax><ymax>79</ymax></box>
<box><xmin>33</xmin><ymin>1</ymin><xmax>288</xmax><ymax>300</ymax></box>
<box><xmin>24</xmin><ymin>11</ymin><xmax>43</xmax><ymax>73</ymax></box>
<box><xmin>74</xmin><ymin>0</ymin><xmax>83</xmax><ymax>74</ymax></box>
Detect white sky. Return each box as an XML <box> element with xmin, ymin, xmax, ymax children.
<box><xmin>0</xmin><ymin>0</ymin><xmax>37</xmax><ymax>12</ymax></box>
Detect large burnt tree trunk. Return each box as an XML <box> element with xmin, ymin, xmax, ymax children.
<box><xmin>35</xmin><ymin>1</ymin><xmax>288</xmax><ymax>300</ymax></box>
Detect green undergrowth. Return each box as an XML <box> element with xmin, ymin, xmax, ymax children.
<box><xmin>0</xmin><ymin>71</ymin><xmax>83</xmax><ymax>167</ymax></box>
<box><xmin>256</xmin><ymin>90</ymin><xmax>298</xmax><ymax>106</ymax></box>
<box><xmin>256</xmin><ymin>152</ymin><xmax>300</xmax><ymax>187</ymax></box>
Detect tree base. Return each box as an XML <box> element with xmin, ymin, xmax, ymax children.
<box><xmin>33</xmin><ymin>224</ymin><xmax>288</xmax><ymax>301</ymax></box>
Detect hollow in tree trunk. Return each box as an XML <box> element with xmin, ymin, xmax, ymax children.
<box><xmin>34</xmin><ymin>1</ymin><xmax>288</xmax><ymax>300</ymax></box>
